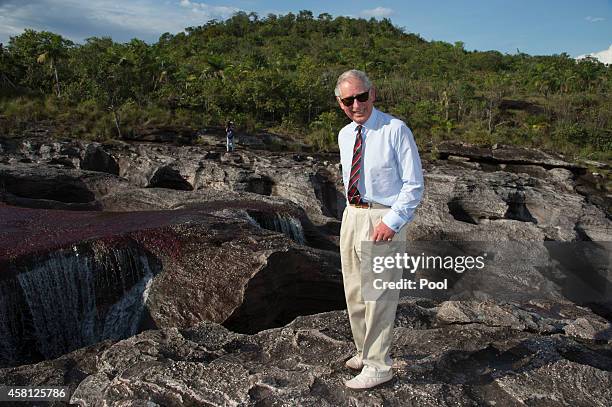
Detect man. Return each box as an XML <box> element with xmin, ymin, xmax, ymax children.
<box><xmin>335</xmin><ymin>69</ymin><xmax>424</xmax><ymax>389</ymax></box>
<box><xmin>225</xmin><ymin>121</ymin><xmax>235</xmax><ymax>152</ymax></box>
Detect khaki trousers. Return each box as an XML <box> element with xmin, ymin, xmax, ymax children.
<box><xmin>340</xmin><ymin>204</ymin><xmax>406</xmax><ymax>374</ymax></box>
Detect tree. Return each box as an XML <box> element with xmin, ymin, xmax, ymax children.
<box><xmin>8</xmin><ymin>29</ymin><xmax>73</xmax><ymax>96</ymax></box>
<box><xmin>482</xmin><ymin>73</ymin><xmax>510</xmax><ymax>133</ymax></box>
<box><xmin>72</xmin><ymin>37</ymin><xmax>136</xmax><ymax>137</ymax></box>
<box><xmin>0</xmin><ymin>43</ymin><xmax>18</xmax><ymax>90</ymax></box>
<box><xmin>0</xmin><ymin>12</ymin><xmax>609</xmax><ymax>159</ymax></box>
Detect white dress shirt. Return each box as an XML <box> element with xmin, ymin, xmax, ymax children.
<box><xmin>338</xmin><ymin>108</ymin><xmax>424</xmax><ymax>232</ymax></box>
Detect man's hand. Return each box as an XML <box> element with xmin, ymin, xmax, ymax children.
<box><xmin>372</xmin><ymin>221</ymin><xmax>396</xmax><ymax>242</ymax></box>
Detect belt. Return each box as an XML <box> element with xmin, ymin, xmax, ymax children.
<box><xmin>348</xmin><ymin>202</ymin><xmax>389</xmax><ymax>209</ymax></box>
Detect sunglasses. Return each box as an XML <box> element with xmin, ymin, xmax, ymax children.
<box><xmin>339</xmin><ymin>90</ymin><xmax>370</xmax><ymax>106</ymax></box>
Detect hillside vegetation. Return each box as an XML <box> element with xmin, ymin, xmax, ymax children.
<box><xmin>0</xmin><ymin>11</ymin><xmax>610</xmax><ymax>160</ymax></box>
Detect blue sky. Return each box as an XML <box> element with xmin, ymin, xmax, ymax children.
<box><xmin>1</xmin><ymin>0</ymin><xmax>611</xmax><ymax>62</ymax></box>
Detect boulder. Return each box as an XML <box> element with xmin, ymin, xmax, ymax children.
<box><xmin>81</xmin><ymin>143</ymin><xmax>120</xmax><ymax>175</ymax></box>
<box><xmin>0</xmin><ymin>162</ymin><xmax>129</xmax><ymax>210</ymax></box>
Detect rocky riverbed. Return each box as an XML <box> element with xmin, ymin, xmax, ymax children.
<box><xmin>0</xmin><ymin>134</ymin><xmax>610</xmax><ymax>406</ymax></box>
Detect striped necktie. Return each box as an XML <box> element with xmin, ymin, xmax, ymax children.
<box><xmin>348</xmin><ymin>125</ymin><xmax>363</xmax><ymax>204</ymax></box>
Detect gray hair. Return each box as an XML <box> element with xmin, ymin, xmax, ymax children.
<box><xmin>334</xmin><ymin>69</ymin><xmax>372</xmax><ymax>97</ymax></box>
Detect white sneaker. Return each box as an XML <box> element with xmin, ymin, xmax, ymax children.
<box><xmin>345</xmin><ymin>355</ymin><xmax>363</xmax><ymax>370</ymax></box>
<box><xmin>345</xmin><ymin>367</ymin><xmax>393</xmax><ymax>390</ymax></box>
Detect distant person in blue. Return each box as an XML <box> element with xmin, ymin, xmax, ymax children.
<box><xmin>335</xmin><ymin>69</ymin><xmax>424</xmax><ymax>390</ymax></box>
<box><xmin>225</xmin><ymin>121</ymin><xmax>235</xmax><ymax>152</ymax></box>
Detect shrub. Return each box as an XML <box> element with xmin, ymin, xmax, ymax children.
<box><xmin>307</xmin><ymin>110</ymin><xmax>345</xmax><ymax>152</ymax></box>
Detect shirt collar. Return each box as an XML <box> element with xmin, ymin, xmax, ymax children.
<box><xmin>353</xmin><ymin>108</ymin><xmax>378</xmax><ymax>131</ymax></box>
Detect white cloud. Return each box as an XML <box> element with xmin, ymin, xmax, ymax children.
<box><xmin>360</xmin><ymin>7</ymin><xmax>393</xmax><ymax>19</ymax></box>
<box><xmin>0</xmin><ymin>0</ymin><xmax>239</xmax><ymax>44</ymax></box>
<box><xmin>576</xmin><ymin>44</ymin><xmax>612</xmax><ymax>65</ymax></box>
<box><xmin>185</xmin><ymin>1</ymin><xmax>238</xmax><ymax>16</ymax></box>
<box><xmin>585</xmin><ymin>16</ymin><xmax>605</xmax><ymax>23</ymax></box>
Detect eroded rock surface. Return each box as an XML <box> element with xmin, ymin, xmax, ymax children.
<box><xmin>0</xmin><ymin>204</ymin><xmax>343</xmax><ymax>367</ymax></box>
<box><xmin>0</xmin><ymin>299</ymin><xmax>610</xmax><ymax>406</ymax></box>
<box><xmin>2</xmin><ymin>139</ymin><xmax>609</xmax><ymax>239</ymax></box>
<box><xmin>0</xmin><ymin>137</ymin><xmax>610</xmax><ymax>405</ymax></box>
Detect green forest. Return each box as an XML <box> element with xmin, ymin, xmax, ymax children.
<box><xmin>0</xmin><ymin>11</ymin><xmax>610</xmax><ymax>160</ymax></box>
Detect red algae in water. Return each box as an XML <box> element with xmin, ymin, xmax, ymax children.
<box><xmin>0</xmin><ymin>205</ymin><xmax>204</xmax><ymax>262</ymax></box>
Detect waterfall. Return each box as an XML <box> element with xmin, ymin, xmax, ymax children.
<box><xmin>0</xmin><ymin>279</ymin><xmax>25</xmax><ymax>365</ymax></box>
<box><xmin>275</xmin><ymin>214</ymin><xmax>306</xmax><ymax>245</ymax></box>
<box><xmin>246</xmin><ymin>212</ymin><xmax>306</xmax><ymax>245</ymax></box>
<box><xmin>0</xmin><ymin>243</ymin><xmax>159</xmax><ymax>365</ymax></box>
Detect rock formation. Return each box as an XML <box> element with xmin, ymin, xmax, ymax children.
<box><xmin>0</xmin><ymin>134</ymin><xmax>610</xmax><ymax>405</ymax></box>
<box><xmin>0</xmin><ymin>299</ymin><xmax>610</xmax><ymax>406</ymax></box>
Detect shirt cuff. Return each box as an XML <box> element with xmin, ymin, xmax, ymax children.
<box><xmin>382</xmin><ymin>210</ymin><xmax>409</xmax><ymax>233</ymax></box>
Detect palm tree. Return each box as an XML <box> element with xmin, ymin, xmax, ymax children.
<box><xmin>36</xmin><ymin>51</ymin><xmax>61</xmax><ymax>97</ymax></box>
<box><xmin>34</xmin><ymin>32</ymin><xmax>72</xmax><ymax>97</ymax></box>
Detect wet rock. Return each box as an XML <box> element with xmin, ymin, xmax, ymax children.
<box><xmin>0</xmin><ymin>203</ymin><xmax>343</xmax><ymax>367</ymax></box>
